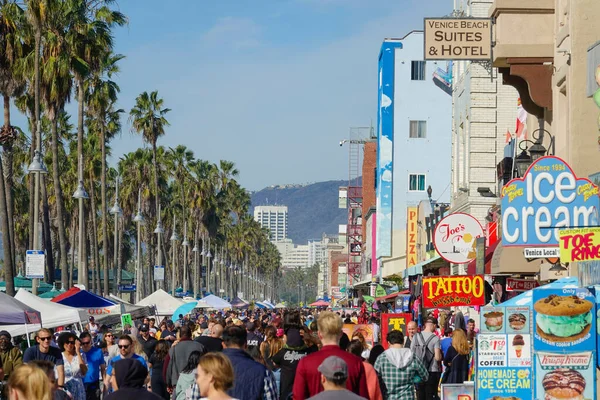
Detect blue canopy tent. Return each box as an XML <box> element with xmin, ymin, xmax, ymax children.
<box><xmin>52</xmin><ymin>287</ymin><xmax>120</xmax><ymax>322</ymax></box>
<box><xmin>501</xmin><ymin>277</ymin><xmax>580</xmax><ymax>307</ymax></box>
<box><xmin>230</xmin><ymin>297</ymin><xmax>249</xmax><ymax>309</ymax></box>
<box><xmin>254</xmin><ymin>302</ymin><xmax>266</xmax><ymax>309</ymax></box>
<box><xmin>171</xmin><ymin>302</ymin><xmax>199</xmax><ymax>320</ymax></box>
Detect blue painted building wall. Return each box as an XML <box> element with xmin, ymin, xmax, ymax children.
<box><xmin>376</xmin><ymin>32</ymin><xmax>452</xmax><ymax>277</ymax></box>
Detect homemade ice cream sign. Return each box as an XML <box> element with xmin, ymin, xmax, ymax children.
<box><xmin>421</xmin><ymin>275</ymin><xmax>485</xmax><ymax>307</ymax></box>
<box><xmin>501</xmin><ymin>156</ymin><xmax>600</xmax><ymax>247</ymax></box>
<box><xmin>433</xmin><ymin>212</ymin><xmax>484</xmax><ymax>264</ymax></box>
<box><xmin>424</xmin><ymin>18</ymin><xmax>492</xmax><ymax>60</ymax></box>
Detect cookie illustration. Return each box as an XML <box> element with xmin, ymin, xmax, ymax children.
<box><xmin>542</xmin><ymin>369</ymin><xmax>585</xmax><ymax>400</ymax></box>
<box><xmin>508</xmin><ymin>313</ymin><xmax>526</xmax><ymax>330</ymax></box>
<box><xmin>483</xmin><ymin>311</ymin><xmax>504</xmax><ymax>332</ymax></box>
<box><xmin>534</xmin><ymin>295</ymin><xmax>593</xmax><ymax>342</ymax></box>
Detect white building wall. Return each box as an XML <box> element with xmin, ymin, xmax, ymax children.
<box><xmin>450</xmin><ymin>0</ymin><xmax>519</xmax><ymax>274</ymax></box>
<box><xmin>253</xmin><ymin>205</ymin><xmax>288</xmax><ymax>242</ymax></box>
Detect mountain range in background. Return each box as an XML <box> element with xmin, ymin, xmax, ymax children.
<box><xmin>250</xmin><ymin>180</ymin><xmax>348</xmax><ymax>244</ymax></box>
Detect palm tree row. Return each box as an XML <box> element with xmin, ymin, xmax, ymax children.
<box><xmin>0</xmin><ymin>0</ymin><xmax>281</xmax><ymax>300</ymax></box>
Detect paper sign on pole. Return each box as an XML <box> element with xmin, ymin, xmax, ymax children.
<box><xmin>154</xmin><ymin>265</ymin><xmax>165</xmax><ymax>281</ymax></box>
<box><xmin>120</xmin><ymin>313</ymin><xmax>133</xmax><ymax>328</ymax></box>
<box><xmin>26</xmin><ymin>250</ymin><xmax>45</xmax><ymax>279</ymax></box>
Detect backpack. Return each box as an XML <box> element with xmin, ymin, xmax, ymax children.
<box><xmin>412</xmin><ymin>332</ymin><xmax>436</xmax><ymax>370</ymax></box>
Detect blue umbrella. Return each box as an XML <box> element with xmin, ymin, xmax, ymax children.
<box><xmin>171</xmin><ymin>301</ymin><xmax>198</xmax><ymax>321</ymax></box>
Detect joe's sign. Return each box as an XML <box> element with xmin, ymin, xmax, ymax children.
<box><xmin>422</xmin><ymin>275</ymin><xmax>485</xmax><ymax>308</ymax></box>
<box><xmin>501</xmin><ymin>156</ymin><xmax>599</xmax><ymax>247</ymax></box>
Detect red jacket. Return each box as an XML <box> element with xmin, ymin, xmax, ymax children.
<box><xmin>292</xmin><ymin>345</ymin><xmax>368</xmax><ymax>400</ymax></box>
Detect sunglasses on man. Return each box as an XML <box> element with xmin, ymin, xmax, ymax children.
<box><xmin>38</xmin><ymin>336</ymin><xmax>52</xmax><ymax>342</ymax></box>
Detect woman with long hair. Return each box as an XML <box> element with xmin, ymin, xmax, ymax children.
<box><xmin>352</xmin><ymin>331</ymin><xmax>371</xmax><ymax>359</ymax></box>
<box><xmin>260</xmin><ymin>326</ymin><xmax>283</xmax><ymax>370</ymax></box>
<box><xmin>195</xmin><ymin>353</ymin><xmax>236</xmax><ymax>400</ymax></box>
<box><xmin>442</xmin><ymin>329</ymin><xmax>471</xmax><ymax>384</ymax></box>
<box><xmin>175</xmin><ymin>351</ymin><xmax>204</xmax><ymax>400</ymax></box>
<box><xmin>7</xmin><ymin>364</ymin><xmax>52</xmax><ymax>400</ymax></box>
<box><xmin>148</xmin><ymin>340</ymin><xmax>170</xmax><ymax>399</ymax></box>
<box><xmin>348</xmin><ymin>339</ymin><xmax>383</xmax><ymax>400</ymax></box>
<box><xmin>58</xmin><ymin>332</ymin><xmax>87</xmax><ymax>400</ymax></box>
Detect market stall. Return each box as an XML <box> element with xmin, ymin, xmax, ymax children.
<box><xmin>230</xmin><ymin>297</ymin><xmax>249</xmax><ymax>309</ymax></box>
<box><xmin>136</xmin><ymin>289</ymin><xmax>185</xmax><ymax>316</ymax></box>
<box><xmin>198</xmin><ymin>295</ymin><xmax>231</xmax><ymax>310</ymax></box>
<box><xmin>52</xmin><ymin>287</ymin><xmax>120</xmax><ymax>322</ymax></box>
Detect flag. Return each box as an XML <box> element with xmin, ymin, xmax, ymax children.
<box><xmin>516</xmin><ymin>98</ymin><xmax>528</xmax><ymax>139</ymax></box>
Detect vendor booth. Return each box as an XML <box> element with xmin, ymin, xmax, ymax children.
<box><xmin>136</xmin><ymin>289</ymin><xmax>185</xmax><ymax>316</ymax></box>
<box><xmin>52</xmin><ymin>287</ymin><xmax>120</xmax><ymax>322</ymax></box>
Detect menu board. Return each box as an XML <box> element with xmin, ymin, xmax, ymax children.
<box><xmin>532</xmin><ymin>288</ymin><xmax>596</xmax><ymax>352</ymax></box>
<box><xmin>478</xmin><ymin>306</ymin><xmax>533</xmax><ymax>400</ymax></box>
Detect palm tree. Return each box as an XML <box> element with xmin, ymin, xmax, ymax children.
<box><xmin>129</xmin><ymin>91</ymin><xmax>170</xmax><ymax>216</ymax></box>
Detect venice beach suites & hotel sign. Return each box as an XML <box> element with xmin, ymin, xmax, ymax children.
<box><xmin>424</xmin><ymin>18</ymin><xmax>492</xmax><ymax>61</ymax></box>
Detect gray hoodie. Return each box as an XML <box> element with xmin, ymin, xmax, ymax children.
<box><xmin>383</xmin><ymin>347</ymin><xmax>414</xmax><ymax>369</ymax></box>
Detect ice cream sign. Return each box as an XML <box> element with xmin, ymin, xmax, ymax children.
<box><xmin>433</xmin><ymin>212</ymin><xmax>484</xmax><ymax>264</ymax></box>
<box><xmin>501</xmin><ymin>156</ymin><xmax>600</xmax><ymax>247</ymax></box>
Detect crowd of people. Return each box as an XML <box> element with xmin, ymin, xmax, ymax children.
<box><xmin>0</xmin><ymin>307</ymin><xmax>476</xmax><ymax>400</ymax></box>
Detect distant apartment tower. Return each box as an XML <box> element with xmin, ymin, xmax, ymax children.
<box><xmin>253</xmin><ymin>205</ymin><xmax>288</xmax><ymax>242</ymax></box>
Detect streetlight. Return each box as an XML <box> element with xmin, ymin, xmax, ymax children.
<box><xmin>170</xmin><ymin>217</ymin><xmax>179</xmax><ymax>296</ymax></box>
<box><xmin>109</xmin><ymin>177</ymin><xmax>122</xmax><ymax>294</ymax></box>
<box><xmin>192</xmin><ymin>231</ymin><xmax>199</xmax><ymax>298</ymax></box>
<box><xmin>182</xmin><ymin>222</ymin><xmax>189</xmax><ymax>294</ymax></box>
<box><xmin>28</xmin><ymin>146</ymin><xmax>47</xmax><ymax>295</ymax></box>
<box><xmin>154</xmin><ymin>204</ymin><xmax>164</xmax><ymax>290</ymax></box>
<box><xmin>73</xmin><ymin>155</ymin><xmax>89</xmax><ymax>290</ymax></box>
<box><xmin>206</xmin><ymin>238</ymin><xmax>212</xmax><ymax>294</ymax></box>
<box><xmin>133</xmin><ymin>189</ymin><xmax>144</xmax><ymax>302</ymax></box>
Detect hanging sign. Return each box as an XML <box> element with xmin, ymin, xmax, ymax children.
<box><xmin>558</xmin><ymin>227</ymin><xmax>600</xmax><ymax>263</ymax></box>
<box><xmin>406</xmin><ymin>207</ymin><xmax>418</xmax><ymax>267</ymax></box>
<box><xmin>422</xmin><ymin>275</ymin><xmax>485</xmax><ymax>308</ymax></box>
<box><xmin>424</xmin><ymin>18</ymin><xmax>492</xmax><ymax>60</ymax></box>
<box><xmin>506</xmin><ymin>278</ymin><xmax>539</xmax><ymax>292</ymax></box>
<box><xmin>501</xmin><ymin>156</ymin><xmax>600</xmax><ymax>247</ymax></box>
<box><xmin>26</xmin><ymin>250</ymin><xmax>45</xmax><ymax>279</ymax></box>
<box><xmin>433</xmin><ymin>213</ymin><xmax>484</xmax><ymax>264</ymax></box>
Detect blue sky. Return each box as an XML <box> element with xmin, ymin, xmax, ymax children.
<box><xmin>17</xmin><ymin>0</ymin><xmax>453</xmax><ymax>190</ymax></box>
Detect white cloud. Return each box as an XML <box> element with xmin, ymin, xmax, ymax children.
<box><xmin>379</xmin><ymin>136</ymin><xmax>393</xmax><ymax>167</ymax></box>
<box><xmin>382</xmin><ymin>169</ymin><xmax>392</xmax><ymax>182</ymax></box>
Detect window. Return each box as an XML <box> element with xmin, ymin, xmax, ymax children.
<box><xmin>411</xmin><ymin>61</ymin><xmax>426</xmax><ymax>80</ymax></box>
<box><xmin>409</xmin><ymin>120</ymin><xmax>427</xmax><ymax>138</ymax></box>
<box><xmin>409</xmin><ymin>174</ymin><xmax>426</xmax><ymax>191</ymax></box>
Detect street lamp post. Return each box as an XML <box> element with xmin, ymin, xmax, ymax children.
<box><xmin>154</xmin><ymin>204</ymin><xmax>164</xmax><ymax>291</ymax></box>
<box><xmin>213</xmin><ymin>247</ymin><xmax>219</xmax><ymax>295</ymax></box>
<box><xmin>110</xmin><ymin>177</ymin><xmax>122</xmax><ymax>294</ymax></box>
<box><xmin>73</xmin><ymin>155</ymin><xmax>89</xmax><ymax>289</ymax></box>
<box><xmin>170</xmin><ymin>217</ymin><xmax>179</xmax><ymax>296</ymax></box>
<box><xmin>28</xmin><ymin>140</ymin><xmax>47</xmax><ymax>295</ymax></box>
<box><xmin>182</xmin><ymin>222</ymin><xmax>189</xmax><ymax>294</ymax></box>
<box><xmin>206</xmin><ymin>239</ymin><xmax>212</xmax><ymax>294</ymax></box>
<box><xmin>133</xmin><ymin>189</ymin><xmax>144</xmax><ymax>302</ymax></box>
<box><xmin>192</xmin><ymin>231</ymin><xmax>199</xmax><ymax>298</ymax></box>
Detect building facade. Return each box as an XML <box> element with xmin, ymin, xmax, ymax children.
<box><xmin>376</xmin><ymin>32</ymin><xmax>452</xmax><ymax>280</ymax></box>
<box><xmin>253</xmin><ymin>205</ymin><xmax>288</xmax><ymax>242</ymax></box>
<box><xmin>450</xmin><ymin>0</ymin><xmax>519</xmax><ymax>273</ymax></box>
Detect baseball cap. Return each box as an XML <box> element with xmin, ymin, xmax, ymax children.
<box><xmin>318</xmin><ymin>356</ymin><xmax>348</xmax><ymax>381</ymax></box>
<box><xmin>140</xmin><ymin>324</ymin><xmax>149</xmax><ymax>332</ymax></box>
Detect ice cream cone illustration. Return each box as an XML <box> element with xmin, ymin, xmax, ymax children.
<box><xmin>512</xmin><ymin>334</ymin><xmax>525</xmax><ymax>358</ymax></box>
<box><xmin>514</xmin><ymin>346</ymin><xmax>523</xmax><ymax>358</ymax></box>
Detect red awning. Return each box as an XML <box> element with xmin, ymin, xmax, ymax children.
<box><xmin>467</xmin><ymin>240</ymin><xmax>500</xmax><ymax>275</ymax></box>
<box><xmin>376</xmin><ymin>290</ymin><xmax>409</xmax><ymax>302</ymax></box>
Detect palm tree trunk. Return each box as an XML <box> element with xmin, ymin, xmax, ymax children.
<box><xmin>51</xmin><ymin>117</ymin><xmax>69</xmax><ymax>289</ymax></box>
<box><xmin>117</xmin><ymin>218</ymin><xmax>123</xmax><ymax>291</ymax></box>
<box><xmin>29</xmin><ymin>29</ymin><xmax>41</xmax><ymax>251</ymax></box>
<box><xmin>101</xmin><ymin>124</ymin><xmax>109</xmax><ymax>295</ymax></box>
<box><xmin>89</xmin><ymin>172</ymin><xmax>101</xmax><ymax>293</ymax></box>
<box><xmin>145</xmin><ymin>226</ymin><xmax>153</xmax><ymax>297</ymax></box>
<box><xmin>0</xmin><ymin>153</ymin><xmax>15</xmax><ymax>296</ymax></box>
<box><xmin>40</xmin><ymin>175</ymin><xmax>55</xmax><ymax>283</ymax></box>
<box><xmin>3</xmin><ymin>95</ymin><xmax>15</xmax><ymax>267</ymax></box>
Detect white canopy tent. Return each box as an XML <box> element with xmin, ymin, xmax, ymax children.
<box><xmin>136</xmin><ymin>289</ymin><xmax>185</xmax><ymax>316</ymax></box>
<box><xmin>198</xmin><ymin>295</ymin><xmax>231</xmax><ymax>310</ymax></box>
<box><xmin>2</xmin><ymin>289</ymin><xmax>87</xmax><ymax>337</ymax></box>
